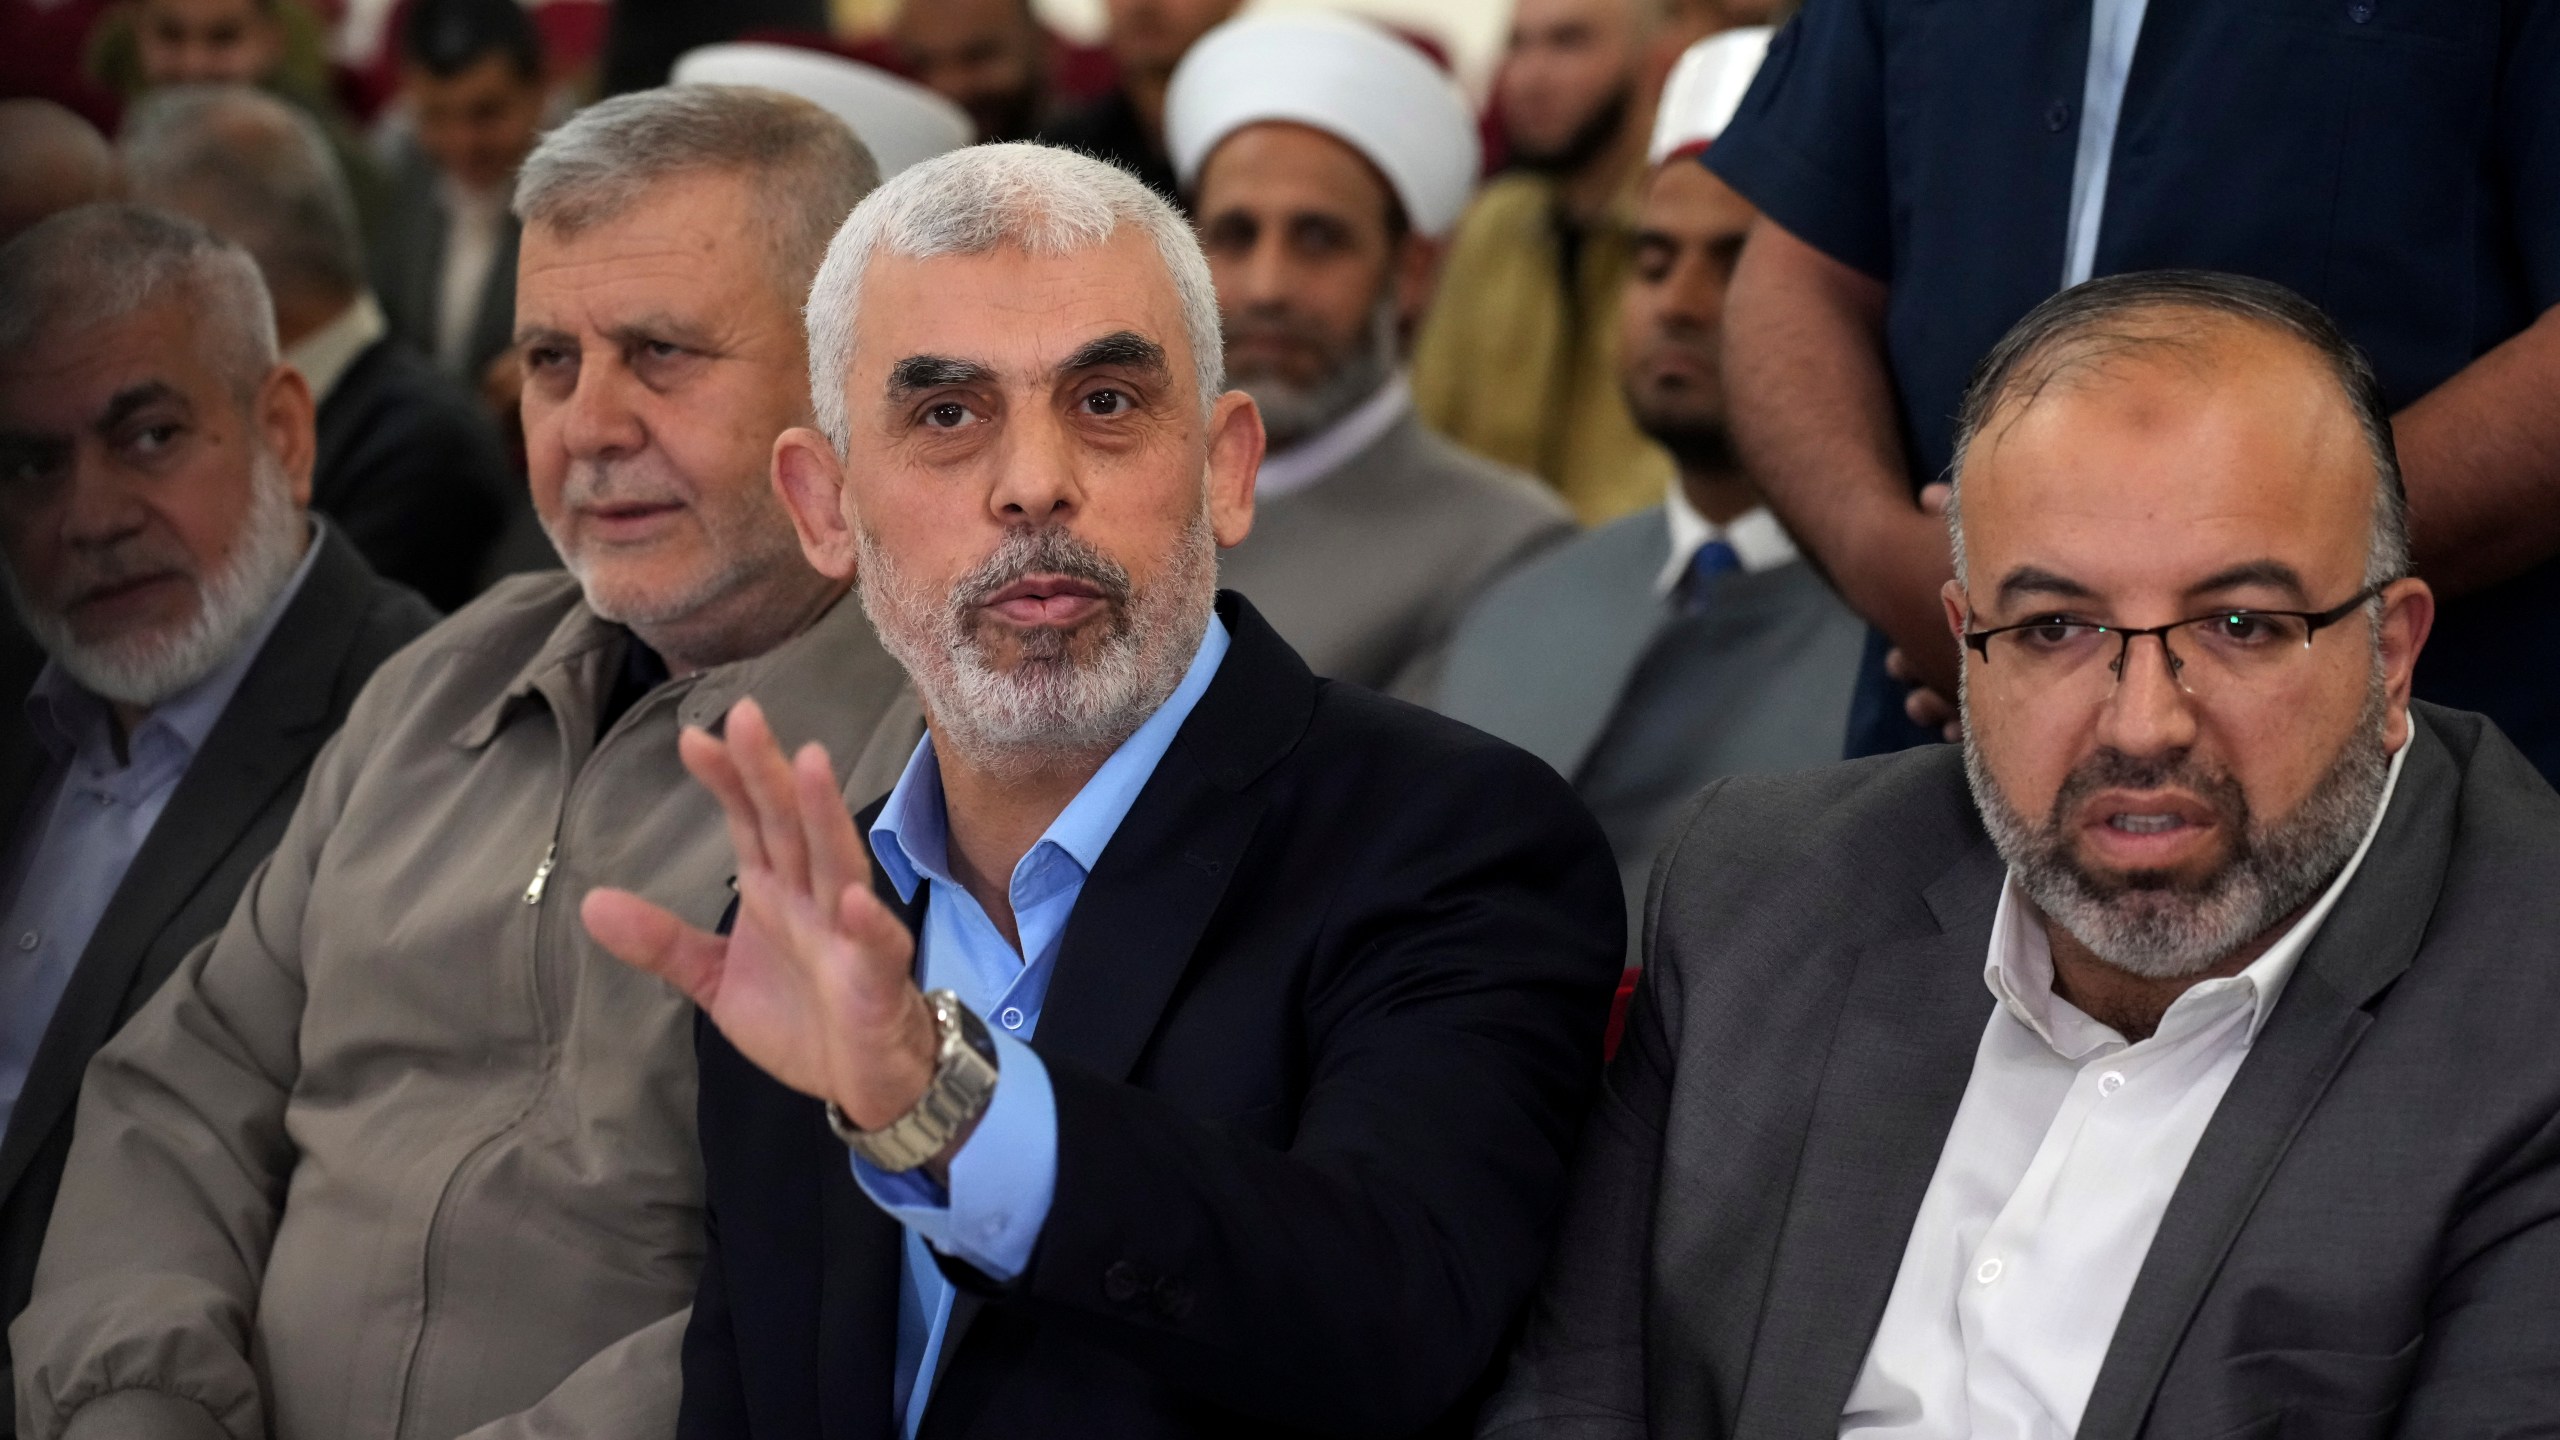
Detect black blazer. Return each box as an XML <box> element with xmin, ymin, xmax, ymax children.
<box><xmin>312</xmin><ymin>334</ymin><xmax>515</xmax><ymax>612</ymax></box>
<box><xmin>684</xmin><ymin>592</ymin><xmax>1625</xmax><ymax>1439</ymax></box>
<box><xmin>1482</xmin><ymin>703</ymin><xmax>2560</xmax><ymax>1439</ymax></box>
<box><xmin>0</xmin><ymin>525</ymin><xmax>436</xmax><ymax>1419</ymax></box>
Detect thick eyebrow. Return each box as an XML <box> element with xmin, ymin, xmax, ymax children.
<box><xmin>2185</xmin><ymin>560</ymin><xmax>2311</xmax><ymax>606</ymax></box>
<box><xmin>1993</xmin><ymin>565</ymin><xmax>2100</xmax><ymax>608</ymax></box>
<box><xmin>513</xmin><ymin>323</ymin><xmax>571</xmax><ymax>351</ymax></box>
<box><xmin>98</xmin><ymin>381</ymin><xmax>187</xmax><ymax>432</ymax></box>
<box><xmin>1055</xmin><ymin>330</ymin><xmax>1168</xmax><ymax>384</ymax></box>
<box><xmin>887</xmin><ymin>354</ymin><xmax>999</xmax><ymax>398</ymax></box>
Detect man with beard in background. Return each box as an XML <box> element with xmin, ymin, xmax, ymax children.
<box><xmin>583</xmin><ymin>141</ymin><xmax>1624</xmax><ymax>1438</ymax></box>
<box><xmin>13</xmin><ymin>90</ymin><xmax>916</xmax><ymax>1440</ymax></box>
<box><xmin>1480</xmin><ymin>270</ymin><xmax>2560</xmax><ymax>1437</ymax></box>
<box><xmin>1167</xmin><ymin>13</ymin><xmax>1570</xmax><ymax>699</ymax></box>
<box><xmin>1411</xmin><ymin>0</ymin><xmax>1677</xmax><ymax>523</ymax></box>
<box><xmin>0</xmin><ymin>205</ymin><xmax>435</xmax><ymax>1425</ymax></box>
<box><xmin>1039</xmin><ymin>0</ymin><xmax>1239</xmax><ymax>201</ymax></box>
<box><xmin>1438</xmin><ymin>28</ymin><xmax>1862</xmax><ymax>971</ymax></box>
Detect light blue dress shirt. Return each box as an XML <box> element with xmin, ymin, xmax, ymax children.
<box><xmin>2062</xmin><ymin>0</ymin><xmax>2152</xmax><ymax>286</ymax></box>
<box><xmin>856</xmin><ymin>614</ymin><xmax>1231</xmax><ymax>1437</ymax></box>
<box><xmin>0</xmin><ymin>530</ymin><xmax>321</xmax><ymax>1141</ymax></box>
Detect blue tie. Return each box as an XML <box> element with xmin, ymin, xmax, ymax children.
<box><xmin>1677</xmin><ymin>538</ymin><xmax>1742</xmax><ymax>617</ymax></box>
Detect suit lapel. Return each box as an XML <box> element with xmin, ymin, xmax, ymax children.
<box><xmin>1030</xmin><ymin>594</ymin><xmax>1304</xmax><ymax>1084</ymax></box>
<box><xmin>1733</xmin><ymin>842</ymin><xmax>2003</xmax><ymax>1436</ymax></box>
<box><xmin>0</xmin><ymin>531</ymin><xmax>373</xmax><ymax>1200</ymax></box>
<box><xmin>2078</xmin><ymin>722</ymin><xmax>2458</xmax><ymax>1440</ymax></box>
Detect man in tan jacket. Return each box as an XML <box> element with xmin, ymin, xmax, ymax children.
<box><xmin>10</xmin><ymin>87</ymin><xmax>919</xmax><ymax>1440</ymax></box>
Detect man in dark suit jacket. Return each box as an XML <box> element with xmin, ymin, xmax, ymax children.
<box><xmin>124</xmin><ymin>83</ymin><xmax>517</xmax><ymax>611</ymax></box>
<box><xmin>1482</xmin><ymin>272</ymin><xmax>2560</xmax><ymax>1438</ymax></box>
<box><xmin>581</xmin><ymin>144</ymin><xmax>1624</xmax><ymax>1439</ymax></box>
<box><xmin>0</xmin><ymin>204</ymin><xmax>437</xmax><ymax>1428</ymax></box>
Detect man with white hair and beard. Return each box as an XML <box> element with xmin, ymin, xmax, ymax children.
<box><xmin>580</xmin><ymin>141</ymin><xmax>1626</xmax><ymax>1439</ymax></box>
<box><xmin>1481</xmin><ymin>270</ymin><xmax>2560</xmax><ymax>1438</ymax></box>
<box><xmin>0</xmin><ymin>204</ymin><xmax>436</xmax><ymax>1423</ymax></box>
<box><xmin>14</xmin><ymin>89</ymin><xmax>916</xmax><ymax>1440</ymax></box>
<box><xmin>1163</xmin><ymin>13</ymin><xmax>1571</xmax><ymax>700</ymax></box>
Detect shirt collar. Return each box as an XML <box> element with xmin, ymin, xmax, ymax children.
<box><xmin>1653</xmin><ymin>483</ymin><xmax>1800</xmax><ymax>597</ymax></box>
<box><xmin>284</xmin><ymin>292</ymin><xmax>387</xmax><ymax>406</ymax></box>
<box><xmin>1985</xmin><ymin>734</ymin><xmax>2410</xmax><ymax>1054</ymax></box>
<box><xmin>870</xmin><ymin>613</ymin><xmax>1233</xmax><ymax>906</ymax></box>
<box><xmin>25</xmin><ymin>517</ymin><xmax>325</xmax><ymax>765</ymax></box>
<box><xmin>1252</xmin><ymin>374</ymin><xmax>1412</xmax><ymax>501</ymax></box>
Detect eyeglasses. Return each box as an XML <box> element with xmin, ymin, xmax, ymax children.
<box><xmin>1962</xmin><ymin>582</ymin><xmax>2389</xmax><ymax>696</ymax></box>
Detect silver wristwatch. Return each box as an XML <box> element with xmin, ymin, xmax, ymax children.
<box><xmin>825</xmin><ymin>989</ymin><xmax>1000</xmax><ymax>1173</ymax></box>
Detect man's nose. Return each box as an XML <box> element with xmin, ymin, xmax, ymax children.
<box><xmin>988</xmin><ymin>413</ymin><xmax>1084</xmax><ymax>524</ymax></box>
<box><xmin>558</xmin><ymin>358</ymin><xmax>646</xmax><ymax>461</ymax></box>
<box><xmin>2094</xmin><ymin>631</ymin><xmax>2202</xmax><ymax>759</ymax></box>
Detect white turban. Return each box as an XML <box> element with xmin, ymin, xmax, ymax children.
<box><xmin>1165</xmin><ymin>12</ymin><xmax>1480</xmax><ymax>239</ymax></box>
<box><xmin>1647</xmin><ymin>26</ymin><xmax>1774</xmax><ymax>166</ymax></box>
<box><xmin>671</xmin><ymin>42</ymin><xmax>973</xmax><ymax>178</ymax></box>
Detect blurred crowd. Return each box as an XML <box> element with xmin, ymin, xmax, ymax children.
<box><xmin>2</xmin><ymin>0</ymin><xmax>2557</xmax><ymax>1434</ymax></box>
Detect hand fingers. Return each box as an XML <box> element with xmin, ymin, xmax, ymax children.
<box><xmin>1918</xmin><ymin>482</ymin><xmax>1953</xmax><ymax>517</ymax></box>
<box><xmin>726</xmin><ymin>699</ymin><xmax>813</xmax><ymax>899</ymax></box>
<box><xmin>1883</xmin><ymin>646</ymin><xmax>1914</xmax><ymax>683</ymax></box>
<box><xmin>680</xmin><ymin>726</ymin><xmax>769</xmax><ymax>877</ymax></box>
<box><xmin>582</xmin><ymin>887</ymin><xmax>729</xmax><ymax>1005</ymax></box>
<box><xmin>794</xmin><ymin>742</ymin><xmax>867</xmax><ymax>915</ymax></box>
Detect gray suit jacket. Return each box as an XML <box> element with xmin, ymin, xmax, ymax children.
<box><xmin>1436</xmin><ymin>506</ymin><xmax>1862</xmax><ymax>955</ymax></box>
<box><xmin>0</xmin><ymin>526</ymin><xmax>435</xmax><ymax>1429</ymax></box>
<box><xmin>372</xmin><ymin>144</ymin><xmax>520</xmax><ymax>385</ymax></box>
<box><xmin>1218</xmin><ymin>412</ymin><xmax>1572</xmax><ymax>700</ymax></box>
<box><xmin>1481</xmin><ymin>703</ymin><xmax>2560</xmax><ymax>1439</ymax></box>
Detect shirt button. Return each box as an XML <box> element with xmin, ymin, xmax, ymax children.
<box><xmin>15</xmin><ymin>930</ymin><xmax>37</xmax><ymax>952</ymax></box>
<box><xmin>2098</xmin><ymin>1070</ymin><xmax>2127</xmax><ymax>1096</ymax></box>
<box><xmin>1976</xmin><ymin>1257</ymin><xmax>2005</xmax><ymax>1285</ymax></box>
<box><xmin>2044</xmin><ymin>100</ymin><xmax>2073</xmax><ymax>133</ymax></box>
<box><xmin>999</xmin><ymin>1007</ymin><xmax>1026</xmax><ymax>1031</ymax></box>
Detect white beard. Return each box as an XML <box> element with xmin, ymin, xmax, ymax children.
<box><xmin>855</xmin><ymin>511</ymin><xmax>1217</xmax><ymax>779</ymax></box>
<box><xmin>7</xmin><ymin>451</ymin><xmax>308</xmax><ymax>710</ymax></box>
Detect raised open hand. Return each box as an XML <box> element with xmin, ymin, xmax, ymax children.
<box><xmin>582</xmin><ymin>698</ymin><xmax>938</xmax><ymax>1128</ymax></box>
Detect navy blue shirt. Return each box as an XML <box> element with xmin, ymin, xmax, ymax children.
<box><xmin>1710</xmin><ymin>0</ymin><xmax>2560</xmax><ymax>777</ymax></box>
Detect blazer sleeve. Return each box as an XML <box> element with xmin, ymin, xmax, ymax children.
<box><xmin>7</xmin><ymin>675</ymin><xmax>391</xmax><ymax>1440</ymax></box>
<box><xmin>999</xmin><ymin>743</ymin><xmax>1625</xmax><ymax>1437</ymax></box>
<box><xmin>1470</xmin><ymin>784</ymin><xmax>1717</xmax><ymax>1439</ymax></box>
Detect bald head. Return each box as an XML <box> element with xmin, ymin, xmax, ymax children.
<box><xmin>0</xmin><ymin>101</ymin><xmax>118</xmax><ymax>245</ymax></box>
<box><xmin>122</xmin><ymin>86</ymin><xmax>365</xmax><ymax>342</ymax></box>
<box><xmin>1949</xmin><ymin>270</ymin><xmax>2409</xmax><ymax>591</ymax></box>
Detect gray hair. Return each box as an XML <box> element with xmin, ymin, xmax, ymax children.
<box><xmin>804</xmin><ymin>143</ymin><xmax>1225</xmax><ymax>453</ymax></box>
<box><xmin>514</xmin><ymin>84</ymin><xmax>880</xmax><ymax>303</ymax></box>
<box><xmin>120</xmin><ymin>85</ymin><xmax>365</xmax><ymax>312</ymax></box>
<box><xmin>1945</xmin><ymin>270</ymin><xmax>2411</xmax><ymax>597</ymax></box>
<box><xmin>0</xmin><ymin>202</ymin><xmax>279</xmax><ymax>405</ymax></box>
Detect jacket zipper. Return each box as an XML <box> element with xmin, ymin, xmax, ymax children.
<box><xmin>524</xmin><ymin>843</ymin><xmax>557</xmax><ymax>905</ymax></box>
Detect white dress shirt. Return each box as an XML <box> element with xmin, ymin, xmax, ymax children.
<box><xmin>1841</xmin><ymin>737</ymin><xmax>2407</xmax><ymax>1440</ymax></box>
<box><xmin>2061</xmin><ymin>0</ymin><xmax>2151</xmax><ymax>286</ymax></box>
<box><xmin>1251</xmin><ymin>373</ymin><xmax>1413</xmax><ymax>499</ymax></box>
<box><xmin>284</xmin><ymin>292</ymin><xmax>387</xmax><ymax>407</ymax></box>
<box><xmin>435</xmin><ymin>176</ymin><xmax>508</xmax><ymax>374</ymax></box>
<box><xmin>1653</xmin><ymin>482</ymin><xmax>1800</xmax><ymax>597</ymax></box>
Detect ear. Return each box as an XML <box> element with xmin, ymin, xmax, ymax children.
<box><xmin>2374</xmin><ymin>576</ymin><xmax>2435</xmax><ymax>753</ymax></box>
<box><xmin>772</xmin><ymin>426</ymin><xmax>858</xmax><ymax>581</ymax></box>
<box><xmin>260</xmin><ymin>363</ymin><xmax>317</xmax><ymax>507</ymax></box>
<box><xmin>1941</xmin><ymin>577</ymin><xmax>1971</xmax><ymax>647</ymax></box>
<box><xmin>1391</xmin><ymin>233</ymin><xmax>1445</xmax><ymax>339</ymax></box>
<box><xmin>1203</xmin><ymin>390</ymin><xmax>1262</xmax><ymax>549</ymax></box>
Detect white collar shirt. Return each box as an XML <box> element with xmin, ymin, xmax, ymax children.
<box><xmin>434</xmin><ymin>176</ymin><xmax>508</xmax><ymax>374</ymax></box>
<box><xmin>1841</xmin><ymin>736</ymin><xmax>2408</xmax><ymax>1440</ymax></box>
<box><xmin>1251</xmin><ymin>373</ymin><xmax>1412</xmax><ymax>500</ymax></box>
<box><xmin>284</xmin><ymin>292</ymin><xmax>387</xmax><ymax>407</ymax></box>
<box><xmin>1652</xmin><ymin>483</ymin><xmax>1799</xmax><ymax>597</ymax></box>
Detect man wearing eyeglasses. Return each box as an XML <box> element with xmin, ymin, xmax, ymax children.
<box><xmin>1479</xmin><ymin>269</ymin><xmax>2560</xmax><ymax>1440</ymax></box>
